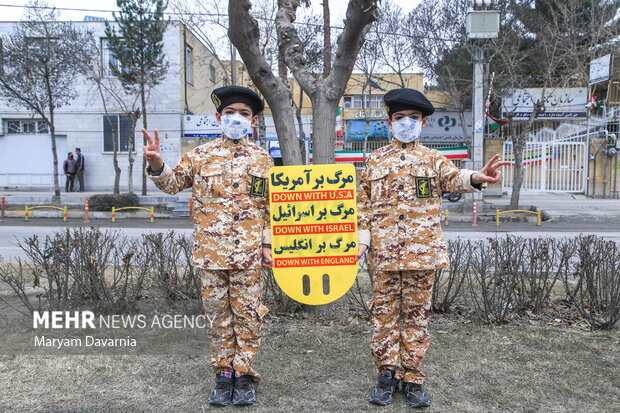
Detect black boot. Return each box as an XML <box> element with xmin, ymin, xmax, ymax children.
<box><xmin>232</xmin><ymin>375</ymin><xmax>257</xmax><ymax>405</ymax></box>
<box><xmin>369</xmin><ymin>368</ymin><xmax>399</xmax><ymax>406</ymax></box>
<box><xmin>208</xmin><ymin>369</ymin><xmax>234</xmax><ymax>406</ymax></box>
<box><xmin>403</xmin><ymin>382</ymin><xmax>430</xmax><ymax>408</ymax></box>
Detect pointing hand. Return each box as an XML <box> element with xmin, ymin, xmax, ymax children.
<box><xmin>472</xmin><ymin>154</ymin><xmax>511</xmax><ymax>185</ymax></box>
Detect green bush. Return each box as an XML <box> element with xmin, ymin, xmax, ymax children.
<box><xmin>89</xmin><ymin>193</ymin><xmax>140</xmax><ymax>211</ymax></box>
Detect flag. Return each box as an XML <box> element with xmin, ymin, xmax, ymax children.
<box><xmin>309</xmin><ymin>146</ymin><xmax>469</xmax><ymax>163</ymax></box>
<box><xmin>335</xmin><ymin>106</ymin><xmax>343</xmax><ymax>139</ymax></box>
<box><xmin>485</xmin><ymin>72</ymin><xmax>495</xmax><ymax>113</ymax></box>
<box><xmin>591</xmin><ymin>94</ymin><xmax>598</xmax><ymax>111</ymax></box>
<box><xmin>485</xmin><ymin>112</ymin><xmax>508</xmax><ymax>132</ymax></box>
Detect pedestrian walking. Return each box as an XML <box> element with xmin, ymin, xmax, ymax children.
<box><xmin>63</xmin><ymin>152</ymin><xmax>77</xmax><ymax>192</ymax></box>
<box><xmin>356</xmin><ymin>88</ymin><xmax>509</xmax><ymax>408</ymax></box>
<box><xmin>142</xmin><ymin>86</ymin><xmax>273</xmax><ymax>406</ymax></box>
<box><xmin>75</xmin><ymin>147</ymin><xmax>85</xmax><ymax>192</ymax></box>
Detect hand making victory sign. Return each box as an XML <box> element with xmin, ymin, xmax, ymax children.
<box><xmin>355</xmin><ymin>154</ymin><xmax>511</xmax><ymax>263</ymax></box>
<box><xmin>471</xmin><ymin>154</ymin><xmax>511</xmax><ymax>185</ymax></box>
<box><xmin>142</xmin><ymin>125</ymin><xmax>276</xmax><ymax>269</ymax></box>
<box><xmin>142</xmin><ymin>128</ymin><xmax>164</xmax><ymax>171</ymax></box>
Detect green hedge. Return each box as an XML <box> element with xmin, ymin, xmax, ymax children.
<box><xmin>88</xmin><ymin>193</ymin><xmax>140</xmax><ymax>211</ymax></box>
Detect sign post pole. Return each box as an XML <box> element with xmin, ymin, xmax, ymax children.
<box><xmin>84</xmin><ymin>198</ymin><xmax>90</xmax><ymax>223</ymax></box>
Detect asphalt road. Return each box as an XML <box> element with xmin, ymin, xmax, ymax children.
<box><xmin>1</xmin><ymin>217</ymin><xmax>619</xmax><ymax>261</ymax></box>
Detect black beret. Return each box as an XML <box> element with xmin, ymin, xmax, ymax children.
<box><xmin>211</xmin><ymin>86</ymin><xmax>264</xmax><ymax>116</ymax></box>
<box><xmin>383</xmin><ymin>88</ymin><xmax>434</xmax><ymax>118</ymax></box>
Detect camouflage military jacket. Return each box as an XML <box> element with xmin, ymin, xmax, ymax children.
<box><xmin>148</xmin><ymin>135</ymin><xmax>273</xmax><ymax>270</ymax></box>
<box><xmin>358</xmin><ymin>139</ymin><xmax>485</xmax><ymax>271</ymax></box>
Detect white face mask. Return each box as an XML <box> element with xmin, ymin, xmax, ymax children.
<box><xmin>221</xmin><ymin>113</ymin><xmax>252</xmax><ymax>140</ymax></box>
<box><xmin>391</xmin><ymin>117</ymin><xmax>423</xmax><ymax>143</ymax></box>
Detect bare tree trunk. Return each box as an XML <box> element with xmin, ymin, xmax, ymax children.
<box><xmin>257</xmin><ymin>110</ymin><xmax>267</xmax><ymax>149</ymax></box>
<box><xmin>458</xmin><ymin>108</ymin><xmax>469</xmax><ymax>144</ymax></box>
<box><xmin>49</xmin><ymin>121</ymin><xmax>61</xmax><ymax>201</ymax></box>
<box><xmin>295</xmin><ymin>86</ymin><xmax>306</xmax><ymax>165</ymax></box>
<box><xmin>278</xmin><ymin>53</ymin><xmax>287</xmax><ymax>82</ymax></box>
<box><xmin>277</xmin><ymin>0</ymin><xmax>379</xmax><ymax>166</ymax></box>
<box><xmin>312</xmin><ymin>92</ymin><xmax>338</xmax><ymax>165</ymax></box>
<box><xmin>272</xmin><ymin>96</ymin><xmax>303</xmax><ymax>166</ymax></box>
<box><xmin>510</xmin><ymin>136</ymin><xmax>525</xmax><ymax>210</ymax></box>
<box><xmin>228</xmin><ymin>0</ymin><xmax>303</xmax><ymax>166</ymax></box>
<box><xmin>443</xmin><ymin>69</ymin><xmax>469</xmax><ymax>143</ymax></box>
<box><xmin>128</xmin><ymin>147</ymin><xmax>135</xmax><ymax>194</ymax></box>
<box><xmin>46</xmin><ymin>82</ymin><xmax>61</xmax><ymax>201</ymax></box>
<box><xmin>113</xmin><ymin>136</ymin><xmax>121</xmax><ymax>195</ymax></box>
<box><xmin>95</xmin><ymin>82</ymin><xmax>122</xmax><ymax>194</ymax></box>
<box><xmin>509</xmin><ymin>103</ymin><xmax>542</xmax><ymax>210</ymax></box>
<box><xmin>323</xmin><ymin>0</ymin><xmax>331</xmax><ymax>79</ymax></box>
<box><xmin>231</xmin><ymin>43</ymin><xmax>237</xmax><ymax>86</ymax></box>
<box><xmin>128</xmin><ymin>113</ymin><xmax>139</xmax><ymax>194</ymax></box>
<box><xmin>141</xmin><ymin>85</ymin><xmax>148</xmax><ymax>195</ymax></box>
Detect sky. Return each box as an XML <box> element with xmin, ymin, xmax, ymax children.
<box><xmin>0</xmin><ymin>0</ymin><xmax>421</xmax><ymax>22</ymax></box>
<box><xmin>0</xmin><ymin>0</ymin><xmax>424</xmax><ymax>72</ymax></box>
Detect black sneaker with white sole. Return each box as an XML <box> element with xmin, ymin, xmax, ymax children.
<box><xmin>403</xmin><ymin>382</ymin><xmax>430</xmax><ymax>408</ymax></box>
<box><xmin>207</xmin><ymin>369</ymin><xmax>234</xmax><ymax>406</ymax></box>
<box><xmin>369</xmin><ymin>368</ymin><xmax>399</xmax><ymax>406</ymax></box>
<box><xmin>232</xmin><ymin>375</ymin><xmax>257</xmax><ymax>405</ymax></box>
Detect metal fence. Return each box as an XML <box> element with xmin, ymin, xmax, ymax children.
<box><xmin>336</xmin><ymin>140</ymin><xmax>465</xmax><ymax>169</ymax></box>
<box><xmin>502</xmin><ymin>140</ymin><xmax>587</xmax><ymax>192</ymax></box>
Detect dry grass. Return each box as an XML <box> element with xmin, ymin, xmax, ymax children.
<box><xmin>0</xmin><ymin>241</ymin><xmax>618</xmax><ymax>411</ymax></box>
<box><xmin>0</xmin><ymin>316</ymin><xmax>617</xmax><ymax>412</ymax></box>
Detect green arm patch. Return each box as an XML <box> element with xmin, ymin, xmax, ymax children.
<box><xmin>250</xmin><ymin>175</ymin><xmax>266</xmax><ymax>196</ymax></box>
<box><xmin>415</xmin><ymin>177</ymin><xmax>432</xmax><ymax>198</ymax></box>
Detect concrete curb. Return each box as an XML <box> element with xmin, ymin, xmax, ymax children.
<box><xmin>2</xmin><ymin>192</ymin><xmax>620</xmax><ymax>224</ymax></box>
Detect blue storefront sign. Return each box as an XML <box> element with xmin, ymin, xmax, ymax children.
<box><xmin>346</xmin><ymin>120</ymin><xmax>390</xmax><ymax>141</ymax></box>
<box><xmin>345</xmin><ymin>112</ymin><xmax>472</xmax><ymax>142</ymax></box>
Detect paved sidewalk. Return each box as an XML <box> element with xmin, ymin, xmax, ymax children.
<box><xmin>0</xmin><ymin>190</ymin><xmax>191</xmax><ymax>205</ymax></box>
<box><xmin>1</xmin><ymin>189</ymin><xmax>619</xmax><ymax>223</ymax></box>
<box><xmin>489</xmin><ymin>192</ymin><xmax>620</xmax><ymax>220</ymax></box>
<box><xmin>442</xmin><ymin>191</ymin><xmax>620</xmax><ymax>224</ymax></box>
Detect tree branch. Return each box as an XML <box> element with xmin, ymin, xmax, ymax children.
<box><xmin>277</xmin><ymin>0</ymin><xmax>379</xmax><ymax>100</ymax></box>
<box><xmin>229</xmin><ymin>0</ymin><xmax>289</xmax><ymax>96</ymax></box>
<box><xmin>0</xmin><ymin>78</ymin><xmax>48</xmax><ymax>122</ymax></box>
<box><xmin>326</xmin><ymin>0</ymin><xmax>379</xmax><ymax>98</ymax></box>
<box><xmin>276</xmin><ymin>0</ymin><xmax>317</xmax><ymax>94</ymax></box>
<box><xmin>228</xmin><ymin>0</ymin><xmax>302</xmax><ymax>165</ymax></box>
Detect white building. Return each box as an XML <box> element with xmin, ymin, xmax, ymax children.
<box><xmin>0</xmin><ymin>19</ymin><xmax>225</xmax><ymax>191</ymax></box>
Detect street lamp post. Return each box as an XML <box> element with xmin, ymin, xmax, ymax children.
<box><xmin>466</xmin><ymin>0</ymin><xmax>500</xmax><ymax>204</ymax></box>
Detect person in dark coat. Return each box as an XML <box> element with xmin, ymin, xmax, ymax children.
<box><xmin>63</xmin><ymin>152</ymin><xmax>76</xmax><ymax>192</ymax></box>
<box><xmin>75</xmin><ymin>147</ymin><xmax>85</xmax><ymax>192</ymax></box>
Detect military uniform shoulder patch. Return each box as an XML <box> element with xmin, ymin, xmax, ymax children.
<box><xmin>211</xmin><ymin>92</ymin><xmax>221</xmax><ymax>108</ymax></box>
<box><xmin>415</xmin><ymin>176</ymin><xmax>432</xmax><ymax>198</ymax></box>
<box><xmin>250</xmin><ymin>175</ymin><xmax>266</xmax><ymax>196</ymax></box>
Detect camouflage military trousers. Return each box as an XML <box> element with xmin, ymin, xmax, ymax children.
<box><xmin>370</xmin><ymin>270</ymin><xmax>435</xmax><ymax>384</ymax></box>
<box><xmin>201</xmin><ymin>269</ymin><xmax>268</xmax><ymax>383</ymax></box>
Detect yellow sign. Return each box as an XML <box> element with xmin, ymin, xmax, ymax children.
<box><xmin>269</xmin><ymin>164</ymin><xmax>359</xmax><ymax>305</ymax></box>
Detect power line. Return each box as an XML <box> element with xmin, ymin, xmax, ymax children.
<box><xmin>0</xmin><ymin>3</ymin><xmax>460</xmax><ymax>42</ymax></box>
<box><xmin>2</xmin><ymin>2</ymin><xmax>618</xmax><ymax>45</ymax></box>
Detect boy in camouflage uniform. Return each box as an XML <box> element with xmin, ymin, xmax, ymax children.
<box><xmin>142</xmin><ymin>86</ymin><xmax>274</xmax><ymax>406</ymax></box>
<box><xmin>356</xmin><ymin>88</ymin><xmax>508</xmax><ymax>408</ymax></box>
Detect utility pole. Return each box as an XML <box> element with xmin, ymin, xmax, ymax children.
<box><xmin>472</xmin><ymin>41</ymin><xmax>484</xmax><ymax>202</ymax></box>
<box><xmin>466</xmin><ymin>0</ymin><xmax>499</xmax><ymax>205</ymax></box>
